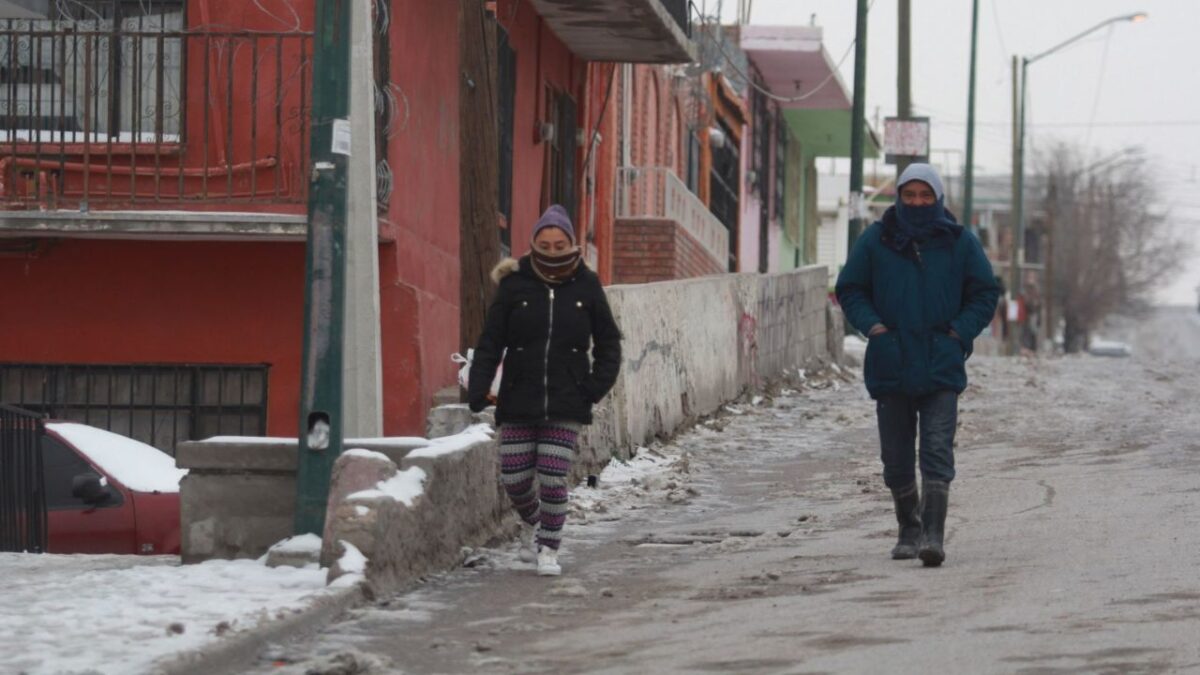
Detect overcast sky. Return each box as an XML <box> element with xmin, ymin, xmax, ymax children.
<box><xmin>715</xmin><ymin>0</ymin><xmax>1199</xmax><ymax>306</ymax></box>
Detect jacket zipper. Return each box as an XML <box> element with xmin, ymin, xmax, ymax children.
<box><xmin>543</xmin><ymin>287</ymin><xmax>555</xmax><ymax>419</ymax></box>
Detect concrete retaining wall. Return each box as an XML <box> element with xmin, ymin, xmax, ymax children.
<box><xmin>577</xmin><ymin>265</ymin><xmax>834</xmax><ymax>476</ymax></box>
<box><xmin>178</xmin><ymin>437</ymin><xmax>424</xmax><ymax>564</ymax></box>
<box><xmin>179</xmin><ymin>265</ymin><xmax>836</xmax><ymax>592</ymax></box>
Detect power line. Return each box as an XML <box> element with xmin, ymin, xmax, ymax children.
<box><xmin>938</xmin><ymin>120</ymin><xmax>1200</xmax><ymax>129</ymax></box>
<box><xmin>1084</xmin><ymin>25</ymin><xmax>1115</xmax><ymax>147</ymax></box>
<box><xmin>697</xmin><ymin>0</ymin><xmax>875</xmax><ymax>105</ymax></box>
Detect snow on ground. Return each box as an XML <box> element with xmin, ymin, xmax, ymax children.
<box><xmin>0</xmin><ymin>553</ymin><xmax>333</xmax><ymax>675</ymax></box>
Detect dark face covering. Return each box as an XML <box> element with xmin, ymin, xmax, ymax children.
<box><xmin>891</xmin><ymin>192</ymin><xmax>957</xmax><ymax>253</ymax></box>
<box><xmin>531</xmin><ymin>247</ymin><xmax>582</xmax><ymax>283</ymax></box>
<box><xmin>895</xmin><ymin>200</ymin><xmax>945</xmax><ymax>228</ymax></box>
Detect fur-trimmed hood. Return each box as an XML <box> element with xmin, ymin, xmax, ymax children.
<box><xmin>490</xmin><ymin>257</ymin><xmax>520</xmax><ymax>284</ymax></box>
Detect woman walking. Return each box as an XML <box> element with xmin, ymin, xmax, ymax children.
<box><xmin>468</xmin><ymin>205</ymin><xmax>622</xmax><ymax>576</ymax></box>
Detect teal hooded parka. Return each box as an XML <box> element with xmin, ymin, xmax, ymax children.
<box><xmin>836</xmin><ymin>165</ymin><xmax>1000</xmax><ymax>399</ymax></box>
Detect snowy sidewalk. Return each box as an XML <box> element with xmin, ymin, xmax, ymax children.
<box><xmin>0</xmin><ymin>551</ymin><xmax>347</xmax><ymax>675</ymax></box>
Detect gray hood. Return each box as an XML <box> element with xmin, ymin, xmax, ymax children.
<box><xmin>897</xmin><ymin>163</ymin><xmax>945</xmax><ymax>201</ymax></box>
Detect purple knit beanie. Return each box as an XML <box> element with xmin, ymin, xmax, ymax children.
<box><xmin>532</xmin><ymin>204</ymin><xmax>576</xmax><ymax>245</ymax></box>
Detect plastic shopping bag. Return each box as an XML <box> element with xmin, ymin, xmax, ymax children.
<box><xmin>451</xmin><ymin>349</ymin><xmax>503</xmax><ymax>398</ymax></box>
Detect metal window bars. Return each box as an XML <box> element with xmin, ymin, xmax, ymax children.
<box><xmin>0</xmin><ymin>363</ymin><xmax>269</xmax><ymax>456</ymax></box>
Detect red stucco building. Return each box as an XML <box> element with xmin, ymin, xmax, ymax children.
<box><xmin>0</xmin><ymin>0</ymin><xmax>695</xmax><ymax>448</ymax></box>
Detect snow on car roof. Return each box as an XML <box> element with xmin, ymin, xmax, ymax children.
<box><xmin>45</xmin><ymin>423</ymin><xmax>188</xmax><ymax>493</ymax></box>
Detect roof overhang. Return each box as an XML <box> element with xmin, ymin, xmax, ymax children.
<box><xmin>740</xmin><ymin>25</ymin><xmax>851</xmax><ymax>110</ymax></box>
<box><xmin>528</xmin><ymin>0</ymin><xmax>698</xmax><ymax>64</ymax></box>
<box><xmin>741</xmin><ymin>25</ymin><xmax>879</xmax><ymax>158</ymax></box>
<box><xmin>784</xmin><ymin>109</ymin><xmax>880</xmax><ymax>159</ymax></box>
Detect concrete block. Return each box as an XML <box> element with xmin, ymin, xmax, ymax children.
<box><xmin>264</xmin><ymin>534</ymin><xmax>323</xmax><ymax>569</ymax></box>
<box><xmin>425</xmin><ymin>403</ymin><xmax>487</xmax><ymax>438</ymax></box>
<box><xmin>400</xmin><ymin>438</ymin><xmax>508</xmax><ymax>559</ymax></box>
<box><xmin>176</xmin><ymin>439</ymin><xmax>297</xmax><ymax>472</ymax></box>
<box><xmin>431</xmin><ymin>385</ymin><xmax>461</xmax><ymax>408</ymax></box>
<box><xmin>320</xmin><ymin>450</ymin><xmax>399</xmax><ymax>567</ymax></box>
<box><xmin>320</xmin><ymin>437</ymin><xmax>507</xmax><ymax>595</ymax></box>
<box><xmin>180</xmin><ymin>472</ymin><xmax>295</xmax><ymax>563</ymax></box>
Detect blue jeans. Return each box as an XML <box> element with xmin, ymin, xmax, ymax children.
<box><xmin>876</xmin><ymin>391</ymin><xmax>958</xmax><ymax>488</ymax></box>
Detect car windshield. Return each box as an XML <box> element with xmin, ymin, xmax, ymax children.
<box><xmin>45</xmin><ymin>423</ymin><xmax>188</xmax><ymax>493</ymax></box>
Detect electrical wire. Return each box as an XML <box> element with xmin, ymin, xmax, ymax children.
<box><xmin>989</xmin><ymin>0</ymin><xmax>1009</xmax><ymax>63</ymax></box>
<box><xmin>696</xmin><ymin>0</ymin><xmax>873</xmax><ymax>105</ymax></box>
<box><xmin>1084</xmin><ymin>25</ymin><xmax>1114</xmax><ymax>147</ymax></box>
<box><xmin>581</xmin><ymin>63</ymin><xmax>617</xmax><ymax>173</ymax></box>
<box><xmin>939</xmin><ymin>120</ymin><xmax>1200</xmax><ymax>129</ymax></box>
<box><xmin>250</xmin><ymin>0</ymin><xmax>302</xmax><ymax>32</ymax></box>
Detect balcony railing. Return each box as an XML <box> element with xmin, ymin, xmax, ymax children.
<box><xmin>0</xmin><ymin>19</ymin><xmax>311</xmax><ymax>211</ymax></box>
<box><xmin>616</xmin><ymin>166</ymin><xmax>728</xmax><ymax>269</ymax></box>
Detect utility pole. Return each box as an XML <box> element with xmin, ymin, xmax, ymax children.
<box><xmin>962</xmin><ymin>0</ymin><xmax>979</xmax><ymax>231</ymax></box>
<box><xmin>1007</xmin><ymin>55</ymin><xmax>1022</xmax><ymax>357</ymax></box>
<box><xmin>296</xmin><ymin>0</ymin><xmax>352</xmax><ymax>534</ymax></box>
<box><xmin>343</xmin><ymin>0</ymin><xmax>383</xmax><ymax>438</ymax></box>
<box><xmin>896</xmin><ymin>0</ymin><xmax>913</xmax><ymax>177</ymax></box>
<box><xmin>1009</xmin><ymin>13</ymin><xmax>1147</xmax><ymax>356</ymax></box>
<box><xmin>459</xmin><ymin>0</ymin><xmax>502</xmax><ymax>359</ymax></box>
<box><xmin>1044</xmin><ymin>176</ymin><xmax>1056</xmax><ymax>353</ymax></box>
<box><xmin>846</xmin><ymin>0</ymin><xmax>869</xmax><ymax>250</ymax></box>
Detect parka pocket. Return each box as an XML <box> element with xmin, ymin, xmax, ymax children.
<box><xmin>566</xmin><ymin>348</ymin><xmax>595</xmax><ymax>402</ymax></box>
<box><xmin>929</xmin><ymin>332</ymin><xmax>966</xmax><ymax>385</ymax></box>
<box><xmin>865</xmin><ymin>331</ymin><xmax>903</xmax><ymax>390</ymax></box>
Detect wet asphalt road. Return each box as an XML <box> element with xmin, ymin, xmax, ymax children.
<box><xmin>254</xmin><ymin>308</ymin><xmax>1200</xmax><ymax>675</ymax></box>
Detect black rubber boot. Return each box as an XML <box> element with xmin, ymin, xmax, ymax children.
<box><xmin>889</xmin><ymin>482</ymin><xmax>922</xmax><ymax>560</ymax></box>
<box><xmin>918</xmin><ymin>480</ymin><xmax>950</xmax><ymax>567</ymax></box>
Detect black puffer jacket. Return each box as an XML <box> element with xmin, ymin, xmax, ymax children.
<box><xmin>468</xmin><ymin>256</ymin><xmax>622</xmax><ymax>425</ymax></box>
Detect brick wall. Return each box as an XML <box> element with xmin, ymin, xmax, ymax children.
<box><xmin>612</xmin><ymin>217</ymin><xmax>725</xmax><ymax>284</ymax></box>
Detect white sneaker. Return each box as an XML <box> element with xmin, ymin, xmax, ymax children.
<box><xmin>517</xmin><ymin>522</ymin><xmax>538</xmax><ymax>564</ymax></box>
<box><xmin>537</xmin><ymin>547</ymin><xmax>561</xmax><ymax>576</ymax></box>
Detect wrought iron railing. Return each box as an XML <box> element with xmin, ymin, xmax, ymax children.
<box><xmin>0</xmin><ymin>403</ymin><xmax>47</xmax><ymax>553</ymax></box>
<box><xmin>0</xmin><ymin>18</ymin><xmax>312</xmax><ymax>210</ymax></box>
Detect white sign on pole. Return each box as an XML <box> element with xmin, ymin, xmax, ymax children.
<box><xmin>883</xmin><ymin>117</ymin><xmax>930</xmax><ymax>164</ymax></box>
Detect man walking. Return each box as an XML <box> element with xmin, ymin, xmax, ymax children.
<box><xmin>836</xmin><ymin>164</ymin><xmax>999</xmax><ymax>567</ymax></box>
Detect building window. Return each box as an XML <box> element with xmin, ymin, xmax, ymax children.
<box><xmin>775</xmin><ymin>108</ymin><xmax>787</xmax><ymax>220</ymax></box>
<box><xmin>686</xmin><ymin>129</ymin><xmax>701</xmax><ymax>193</ymax></box>
<box><xmin>497</xmin><ymin>27</ymin><xmax>517</xmax><ymax>255</ymax></box>
<box><xmin>0</xmin><ymin>363</ymin><xmax>269</xmax><ymax>455</ymax></box>
<box><xmin>751</xmin><ymin>88</ymin><xmax>771</xmax><ymax>197</ymax></box>
<box><xmin>0</xmin><ymin>0</ymin><xmax>185</xmax><ymax>141</ymax></box>
<box><xmin>709</xmin><ymin>118</ymin><xmax>740</xmax><ymax>271</ymax></box>
<box><xmin>546</xmin><ymin>88</ymin><xmax>577</xmax><ymax>218</ymax></box>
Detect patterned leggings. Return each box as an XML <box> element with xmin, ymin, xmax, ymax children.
<box><xmin>499</xmin><ymin>421</ymin><xmax>581</xmax><ymax>551</ymax></box>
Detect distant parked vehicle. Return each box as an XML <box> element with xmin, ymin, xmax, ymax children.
<box><xmin>41</xmin><ymin>422</ymin><xmax>186</xmax><ymax>555</ymax></box>
<box><xmin>1087</xmin><ymin>339</ymin><xmax>1133</xmax><ymax>358</ymax></box>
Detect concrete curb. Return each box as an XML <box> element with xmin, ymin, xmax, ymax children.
<box><xmin>149</xmin><ymin>583</ymin><xmax>367</xmax><ymax>675</ymax></box>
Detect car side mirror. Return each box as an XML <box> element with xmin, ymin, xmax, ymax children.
<box><xmin>71</xmin><ymin>473</ymin><xmax>111</xmax><ymax>505</ymax></box>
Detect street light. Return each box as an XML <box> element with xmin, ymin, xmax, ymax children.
<box><xmin>1007</xmin><ymin>11</ymin><xmax>1147</xmax><ymax>355</ymax></box>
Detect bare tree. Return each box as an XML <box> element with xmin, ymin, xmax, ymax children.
<box><xmin>1040</xmin><ymin>144</ymin><xmax>1188</xmax><ymax>352</ymax></box>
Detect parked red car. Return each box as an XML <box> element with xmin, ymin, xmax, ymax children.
<box><xmin>41</xmin><ymin>422</ymin><xmax>186</xmax><ymax>555</ymax></box>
